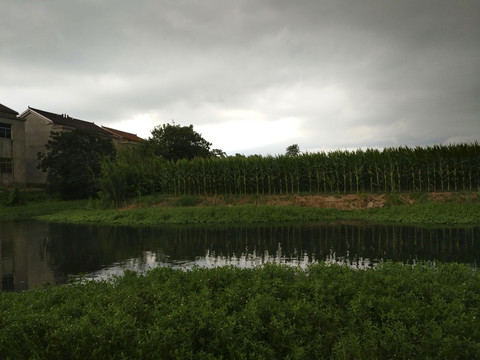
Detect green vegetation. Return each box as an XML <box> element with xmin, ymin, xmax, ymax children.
<box><xmin>38</xmin><ymin>129</ymin><xmax>116</xmax><ymax>199</ymax></box>
<box><xmin>2</xmin><ymin>185</ymin><xmax>26</xmax><ymax>206</ymax></box>
<box><xmin>1</xmin><ymin>190</ymin><xmax>478</xmax><ymax>225</ymax></box>
<box><xmin>100</xmin><ymin>143</ymin><xmax>480</xmax><ymax>204</ymax></box>
<box><xmin>34</xmin><ymin>200</ymin><xmax>480</xmax><ymax>226</ymax></box>
<box><xmin>36</xmin><ymin>204</ymin><xmax>341</xmax><ymax>225</ymax></box>
<box><xmin>145</xmin><ymin>122</ymin><xmax>224</xmax><ymax>161</ymax></box>
<box><xmin>1</xmin><ymin>263</ymin><xmax>479</xmax><ymax>359</ymax></box>
<box><xmin>0</xmin><ymin>194</ymin><xmax>87</xmax><ymax>222</ymax></box>
<box><xmin>286</xmin><ymin>143</ymin><xmax>300</xmax><ymax>156</ymax></box>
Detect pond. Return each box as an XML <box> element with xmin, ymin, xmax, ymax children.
<box><xmin>1</xmin><ymin>220</ymin><xmax>479</xmax><ymax>291</ymax></box>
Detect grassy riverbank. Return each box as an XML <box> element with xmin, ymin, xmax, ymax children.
<box><xmin>39</xmin><ymin>203</ymin><xmax>347</xmax><ymax>224</ymax></box>
<box><xmin>1</xmin><ymin>262</ymin><xmax>479</xmax><ymax>359</ymax></box>
<box><xmin>33</xmin><ymin>200</ymin><xmax>480</xmax><ymax>226</ymax></box>
<box><xmin>0</xmin><ymin>197</ymin><xmax>87</xmax><ymax>222</ymax></box>
<box><xmin>0</xmin><ymin>191</ymin><xmax>479</xmax><ymax>225</ymax></box>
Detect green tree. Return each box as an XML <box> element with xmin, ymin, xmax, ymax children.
<box><xmin>286</xmin><ymin>144</ymin><xmax>300</xmax><ymax>156</ymax></box>
<box><xmin>145</xmin><ymin>122</ymin><xmax>214</xmax><ymax>161</ymax></box>
<box><xmin>38</xmin><ymin>129</ymin><xmax>116</xmax><ymax>200</ymax></box>
<box><xmin>210</xmin><ymin>148</ymin><xmax>227</xmax><ymax>158</ymax></box>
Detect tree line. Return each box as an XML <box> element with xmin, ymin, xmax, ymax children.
<box><xmin>38</xmin><ymin>123</ymin><xmax>480</xmax><ymax>202</ymax></box>
<box><xmin>38</xmin><ymin>122</ymin><xmax>220</xmax><ymax>199</ymax></box>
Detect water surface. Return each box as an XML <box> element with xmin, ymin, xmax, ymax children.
<box><xmin>1</xmin><ymin>221</ymin><xmax>478</xmax><ymax>291</ymax></box>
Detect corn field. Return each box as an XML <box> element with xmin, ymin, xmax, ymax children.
<box><xmin>100</xmin><ymin>143</ymin><xmax>480</xmax><ymax>203</ymax></box>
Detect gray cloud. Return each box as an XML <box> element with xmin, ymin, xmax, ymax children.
<box><xmin>1</xmin><ymin>0</ymin><xmax>479</xmax><ymax>155</ymax></box>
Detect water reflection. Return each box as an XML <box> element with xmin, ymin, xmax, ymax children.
<box><xmin>0</xmin><ymin>221</ymin><xmax>54</xmax><ymax>292</ymax></box>
<box><xmin>1</xmin><ymin>221</ymin><xmax>479</xmax><ymax>291</ymax></box>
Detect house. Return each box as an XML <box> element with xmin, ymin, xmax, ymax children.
<box><xmin>0</xmin><ymin>103</ymin><xmax>26</xmax><ymax>186</ymax></box>
<box><xmin>20</xmin><ymin>107</ymin><xmax>115</xmax><ymax>184</ymax></box>
<box><xmin>102</xmin><ymin>126</ymin><xmax>145</xmax><ymax>146</ymax></box>
<box><xmin>19</xmin><ymin>107</ymin><xmax>144</xmax><ymax>184</ymax></box>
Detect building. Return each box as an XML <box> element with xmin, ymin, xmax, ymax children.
<box><xmin>102</xmin><ymin>126</ymin><xmax>146</xmax><ymax>146</ymax></box>
<box><xmin>0</xmin><ymin>103</ymin><xmax>26</xmax><ymax>186</ymax></box>
<box><xmin>20</xmin><ymin>107</ymin><xmax>115</xmax><ymax>184</ymax></box>
<box><xmin>19</xmin><ymin>107</ymin><xmax>144</xmax><ymax>184</ymax></box>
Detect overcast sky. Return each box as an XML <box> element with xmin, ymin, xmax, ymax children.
<box><xmin>1</xmin><ymin>0</ymin><xmax>479</xmax><ymax>155</ymax></box>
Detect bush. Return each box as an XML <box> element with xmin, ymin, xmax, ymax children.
<box><xmin>1</xmin><ymin>263</ymin><xmax>479</xmax><ymax>359</ymax></box>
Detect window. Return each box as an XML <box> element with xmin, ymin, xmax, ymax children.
<box><xmin>0</xmin><ymin>158</ymin><xmax>12</xmax><ymax>174</ymax></box>
<box><xmin>0</xmin><ymin>123</ymin><xmax>11</xmax><ymax>139</ymax></box>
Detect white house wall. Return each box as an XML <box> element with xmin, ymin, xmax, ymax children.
<box><xmin>23</xmin><ymin>111</ymin><xmax>56</xmax><ymax>184</ymax></box>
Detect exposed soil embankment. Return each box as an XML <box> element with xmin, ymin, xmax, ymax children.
<box><xmin>146</xmin><ymin>192</ymin><xmax>478</xmax><ymax>211</ymax></box>
<box><xmin>233</xmin><ymin>193</ymin><xmax>477</xmax><ymax>210</ymax></box>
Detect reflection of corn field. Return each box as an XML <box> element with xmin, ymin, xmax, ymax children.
<box><xmin>101</xmin><ymin>143</ymin><xmax>480</xmax><ymax>202</ymax></box>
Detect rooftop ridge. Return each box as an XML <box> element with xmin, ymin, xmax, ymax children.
<box><xmin>26</xmin><ymin>107</ymin><xmax>113</xmax><ymax>136</ymax></box>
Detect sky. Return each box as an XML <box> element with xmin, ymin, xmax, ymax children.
<box><xmin>1</xmin><ymin>0</ymin><xmax>479</xmax><ymax>156</ymax></box>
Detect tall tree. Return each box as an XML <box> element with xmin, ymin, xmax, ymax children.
<box><xmin>146</xmin><ymin>122</ymin><xmax>213</xmax><ymax>161</ymax></box>
<box><xmin>286</xmin><ymin>144</ymin><xmax>300</xmax><ymax>156</ymax></box>
<box><xmin>38</xmin><ymin>129</ymin><xmax>116</xmax><ymax>199</ymax></box>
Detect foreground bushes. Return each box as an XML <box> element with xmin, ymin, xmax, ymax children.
<box><xmin>1</xmin><ymin>263</ymin><xmax>479</xmax><ymax>359</ymax></box>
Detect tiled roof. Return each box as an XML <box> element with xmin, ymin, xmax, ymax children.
<box><xmin>102</xmin><ymin>126</ymin><xmax>145</xmax><ymax>142</ymax></box>
<box><xmin>28</xmin><ymin>107</ymin><xmax>113</xmax><ymax>136</ymax></box>
<box><xmin>0</xmin><ymin>103</ymin><xmax>19</xmax><ymax>116</ymax></box>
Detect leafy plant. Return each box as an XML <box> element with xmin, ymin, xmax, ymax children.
<box><xmin>4</xmin><ymin>186</ymin><xmax>26</xmax><ymax>206</ymax></box>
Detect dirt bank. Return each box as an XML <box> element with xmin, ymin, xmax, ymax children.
<box><xmin>165</xmin><ymin>192</ymin><xmax>478</xmax><ymax>211</ymax></box>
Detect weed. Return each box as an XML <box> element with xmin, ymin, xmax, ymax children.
<box><xmin>410</xmin><ymin>191</ymin><xmax>429</xmax><ymax>203</ymax></box>
<box><xmin>385</xmin><ymin>193</ymin><xmax>405</xmax><ymax>206</ymax></box>
<box><xmin>175</xmin><ymin>195</ymin><xmax>203</xmax><ymax>207</ymax></box>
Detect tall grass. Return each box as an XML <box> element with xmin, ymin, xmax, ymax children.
<box><xmin>99</xmin><ymin>143</ymin><xmax>480</xmax><ymax>204</ymax></box>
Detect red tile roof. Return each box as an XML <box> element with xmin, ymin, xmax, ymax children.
<box><xmin>28</xmin><ymin>107</ymin><xmax>113</xmax><ymax>136</ymax></box>
<box><xmin>102</xmin><ymin>126</ymin><xmax>145</xmax><ymax>142</ymax></box>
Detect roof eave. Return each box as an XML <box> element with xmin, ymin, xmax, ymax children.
<box><xmin>19</xmin><ymin>107</ymin><xmax>54</xmax><ymax>124</ymax></box>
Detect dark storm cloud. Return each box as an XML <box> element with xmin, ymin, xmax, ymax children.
<box><xmin>1</xmin><ymin>0</ymin><xmax>479</xmax><ymax>154</ymax></box>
